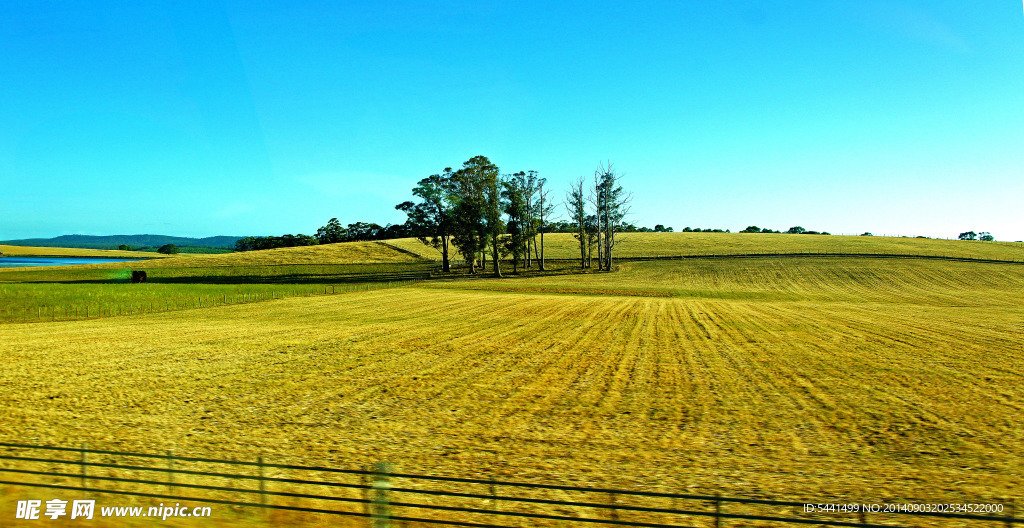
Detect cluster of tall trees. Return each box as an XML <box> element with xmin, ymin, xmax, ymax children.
<box><xmin>393</xmin><ymin>155</ymin><xmax>557</xmax><ymax>276</ymax></box>
<box><xmin>397</xmin><ymin>156</ymin><xmax>631</xmax><ymax>275</ymax></box>
<box><xmin>396</xmin><ymin>156</ymin><xmax>560</xmax><ymax>276</ymax></box>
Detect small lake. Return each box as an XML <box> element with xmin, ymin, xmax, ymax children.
<box><xmin>0</xmin><ymin>257</ymin><xmax>146</xmax><ymax>268</ymax></box>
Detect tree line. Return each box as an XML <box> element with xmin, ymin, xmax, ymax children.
<box><xmin>234</xmin><ymin>156</ymin><xmax>649</xmax><ymax>275</ymax></box>
<box><xmin>233</xmin><ymin>222</ymin><xmax>413</xmax><ymax>252</ymax></box>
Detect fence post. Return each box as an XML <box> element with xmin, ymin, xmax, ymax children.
<box><xmin>258</xmin><ymin>456</ymin><xmax>267</xmax><ymax>509</ymax></box>
<box><xmin>159</xmin><ymin>450</ymin><xmax>172</xmax><ymax>494</ymax></box>
<box><xmin>714</xmin><ymin>492</ymin><xmax>721</xmax><ymax>528</ymax></box>
<box><xmin>609</xmin><ymin>492</ymin><xmax>619</xmax><ymax>521</ymax></box>
<box><xmin>80</xmin><ymin>443</ymin><xmax>88</xmax><ymax>491</ymax></box>
<box><xmin>1007</xmin><ymin>499</ymin><xmax>1015</xmax><ymax>528</ymax></box>
<box><xmin>372</xmin><ymin>462</ymin><xmax>393</xmax><ymax>528</ymax></box>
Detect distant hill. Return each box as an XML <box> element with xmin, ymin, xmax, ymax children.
<box><xmin>0</xmin><ymin>234</ymin><xmax>245</xmax><ymax>251</ymax></box>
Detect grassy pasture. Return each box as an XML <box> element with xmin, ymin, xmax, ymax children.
<box><xmin>0</xmin><ymin>244</ymin><xmax>169</xmax><ymax>259</ymax></box>
<box><xmin>1</xmin><ymin>251</ymin><xmax>1021</xmax><ymax>526</ymax></box>
<box><xmin>0</xmin><ymin>241</ymin><xmax>437</xmax><ymax>323</ymax></box>
<box><xmin>399</xmin><ymin>232</ymin><xmax>1024</xmax><ymax>262</ymax></box>
<box><xmin>0</xmin><ymin>263</ymin><xmax>434</xmax><ymax>323</ymax></box>
<box><xmin>136</xmin><ymin>240</ymin><xmax>429</xmax><ymax>268</ymax></box>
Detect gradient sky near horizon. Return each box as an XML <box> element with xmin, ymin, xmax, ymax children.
<box><xmin>2</xmin><ymin>1</ymin><xmax>1022</xmax><ymax>241</ymax></box>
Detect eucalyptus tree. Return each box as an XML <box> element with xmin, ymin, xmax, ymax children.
<box><xmin>480</xmin><ymin>160</ymin><xmax>505</xmax><ymax>278</ymax></box>
<box><xmin>521</xmin><ymin>170</ymin><xmax>539</xmax><ymax>267</ymax></box>
<box><xmin>316</xmin><ymin>218</ymin><xmax>346</xmax><ymax>244</ymax></box>
<box><xmin>450</xmin><ymin>165</ymin><xmax>487</xmax><ymax>273</ymax></box>
<box><xmin>450</xmin><ymin>156</ymin><xmax>502</xmax><ymax>275</ymax></box>
<box><xmin>395</xmin><ymin>168</ymin><xmax>456</xmax><ymax>272</ymax></box>
<box><xmin>502</xmin><ymin>172</ymin><xmax>529</xmax><ymax>273</ymax></box>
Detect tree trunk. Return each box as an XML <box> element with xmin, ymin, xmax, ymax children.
<box><xmin>492</xmin><ymin>238</ymin><xmax>502</xmax><ymax>278</ymax></box>
<box><xmin>441</xmin><ymin>237</ymin><xmax>450</xmax><ymax>272</ymax></box>
<box><xmin>579</xmin><ymin>230</ymin><xmax>586</xmax><ymax>269</ymax></box>
<box><xmin>602</xmin><ymin>231</ymin><xmax>610</xmax><ymax>270</ymax></box>
<box><xmin>540</xmin><ymin>231</ymin><xmax>546</xmax><ymax>271</ymax></box>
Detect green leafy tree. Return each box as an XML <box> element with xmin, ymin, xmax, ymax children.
<box><xmin>479</xmin><ymin>161</ymin><xmax>505</xmax><ymax>278</ymax></box>
<box><xmin>396</xmin><ymin>170</ymin><xmax>456</xmax><ymax>272</ymax></box>
<box><xmin>157</xmin><ymin>244</ymin><xmax>179</xmax><ymax>254</ymax></box>
<box><xmin>502</xmin><ymin>173</ymin><xmax>529</xmax><ymax>273</ymax></box>
<box><xmin>316</xmin><ymin>218</ymin><xmax>346</xmax><ymax>244</ymax></box>
<box><xmin>118</xmin><ymin>244</ymin><xmax>132</xmax><ymax>251</ymax></box>
<box><xmin>450</xmin><ymin>156</ymin><xmax>498</xmax><ymax>274</ymax></box>
<box><xmin>786</xmin><ymin>226</ymin><xmax>806</xmax><ymax>234</ymax></box>
<box><xmin>958</xmin><ymin>231</ymin><xmax>977</xmax><ymax>241</ymax></box>
<box><xmin>979</xmin><ymin>232</ymin><xmax>994</xmax><ymax>242</ymax></box>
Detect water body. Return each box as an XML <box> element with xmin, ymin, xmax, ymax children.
<box><xmin>0</xmin><ymin>257</ymin><xmax>146</xmax><ymax>268</ymax></box>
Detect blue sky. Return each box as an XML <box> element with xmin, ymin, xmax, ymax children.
<box><xmin>2</xmin><ymin>1</ymin><xmax>1022</xmax><ymax>240</ymax></box>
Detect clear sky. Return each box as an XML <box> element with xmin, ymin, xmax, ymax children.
<box><xmin>2</xmin><ymin>1</ymin><xmax>1022</xmax><ymax>241</ymax></box>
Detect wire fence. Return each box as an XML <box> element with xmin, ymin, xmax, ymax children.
<box><xmin>0</xmin><ymin>280</ymin><xmax>422</xmax><ymax>324</ymax></box>
<box><xmin>451</xmin><ymin>249</ymin><xmax>1024</xmax><ymax>268</ymax></box>
<box><xmin>617</xmin><ymin>251</ymin><xmax>1024</xmax><ymax>264</ymax></box>
<box><xmin>5</xmin><ymin>251</ymin><xmax>1024</xmax><ymax>325</ymax></box>
<box><xmin>0</xmin><ymin>443</ymin><xmax>1019</xmax><ymax>527</ymax></box>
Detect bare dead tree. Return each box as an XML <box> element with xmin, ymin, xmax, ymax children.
<box><xmin>567</xmin><ymin>176</ymin><xmax>589</xmax><ymax>269</ymax></box>
<box><xmin>594</xmin><ymin>161</ymin><xmax>632</xmax><ymax>270</ymax></box>
<box><xmin>536</xmin><ymin>177</ymin><xmax>557</xmax><ymax>271</ymax></box>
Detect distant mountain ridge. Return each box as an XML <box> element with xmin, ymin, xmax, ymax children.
<box><xmin>0</xmin><ymin>234</ymin><xmax>246</xmax><ymax>250</ymax></box>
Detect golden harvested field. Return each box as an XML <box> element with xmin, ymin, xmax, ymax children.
<box><xmin>424</xmin><ymin>257</ymin><xmax>1024</xmax><ymax>306</ymax></box>
<box><xmin>1</xmin><ymin>253</ymin><xmax>1022</xmax><ymax>526</ymax></box>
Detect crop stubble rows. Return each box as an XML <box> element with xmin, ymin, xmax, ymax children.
<box><xmin>2</xmin><ymin>257</ymin><xmax>1021</xmax><ymax>517</ymax></box>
